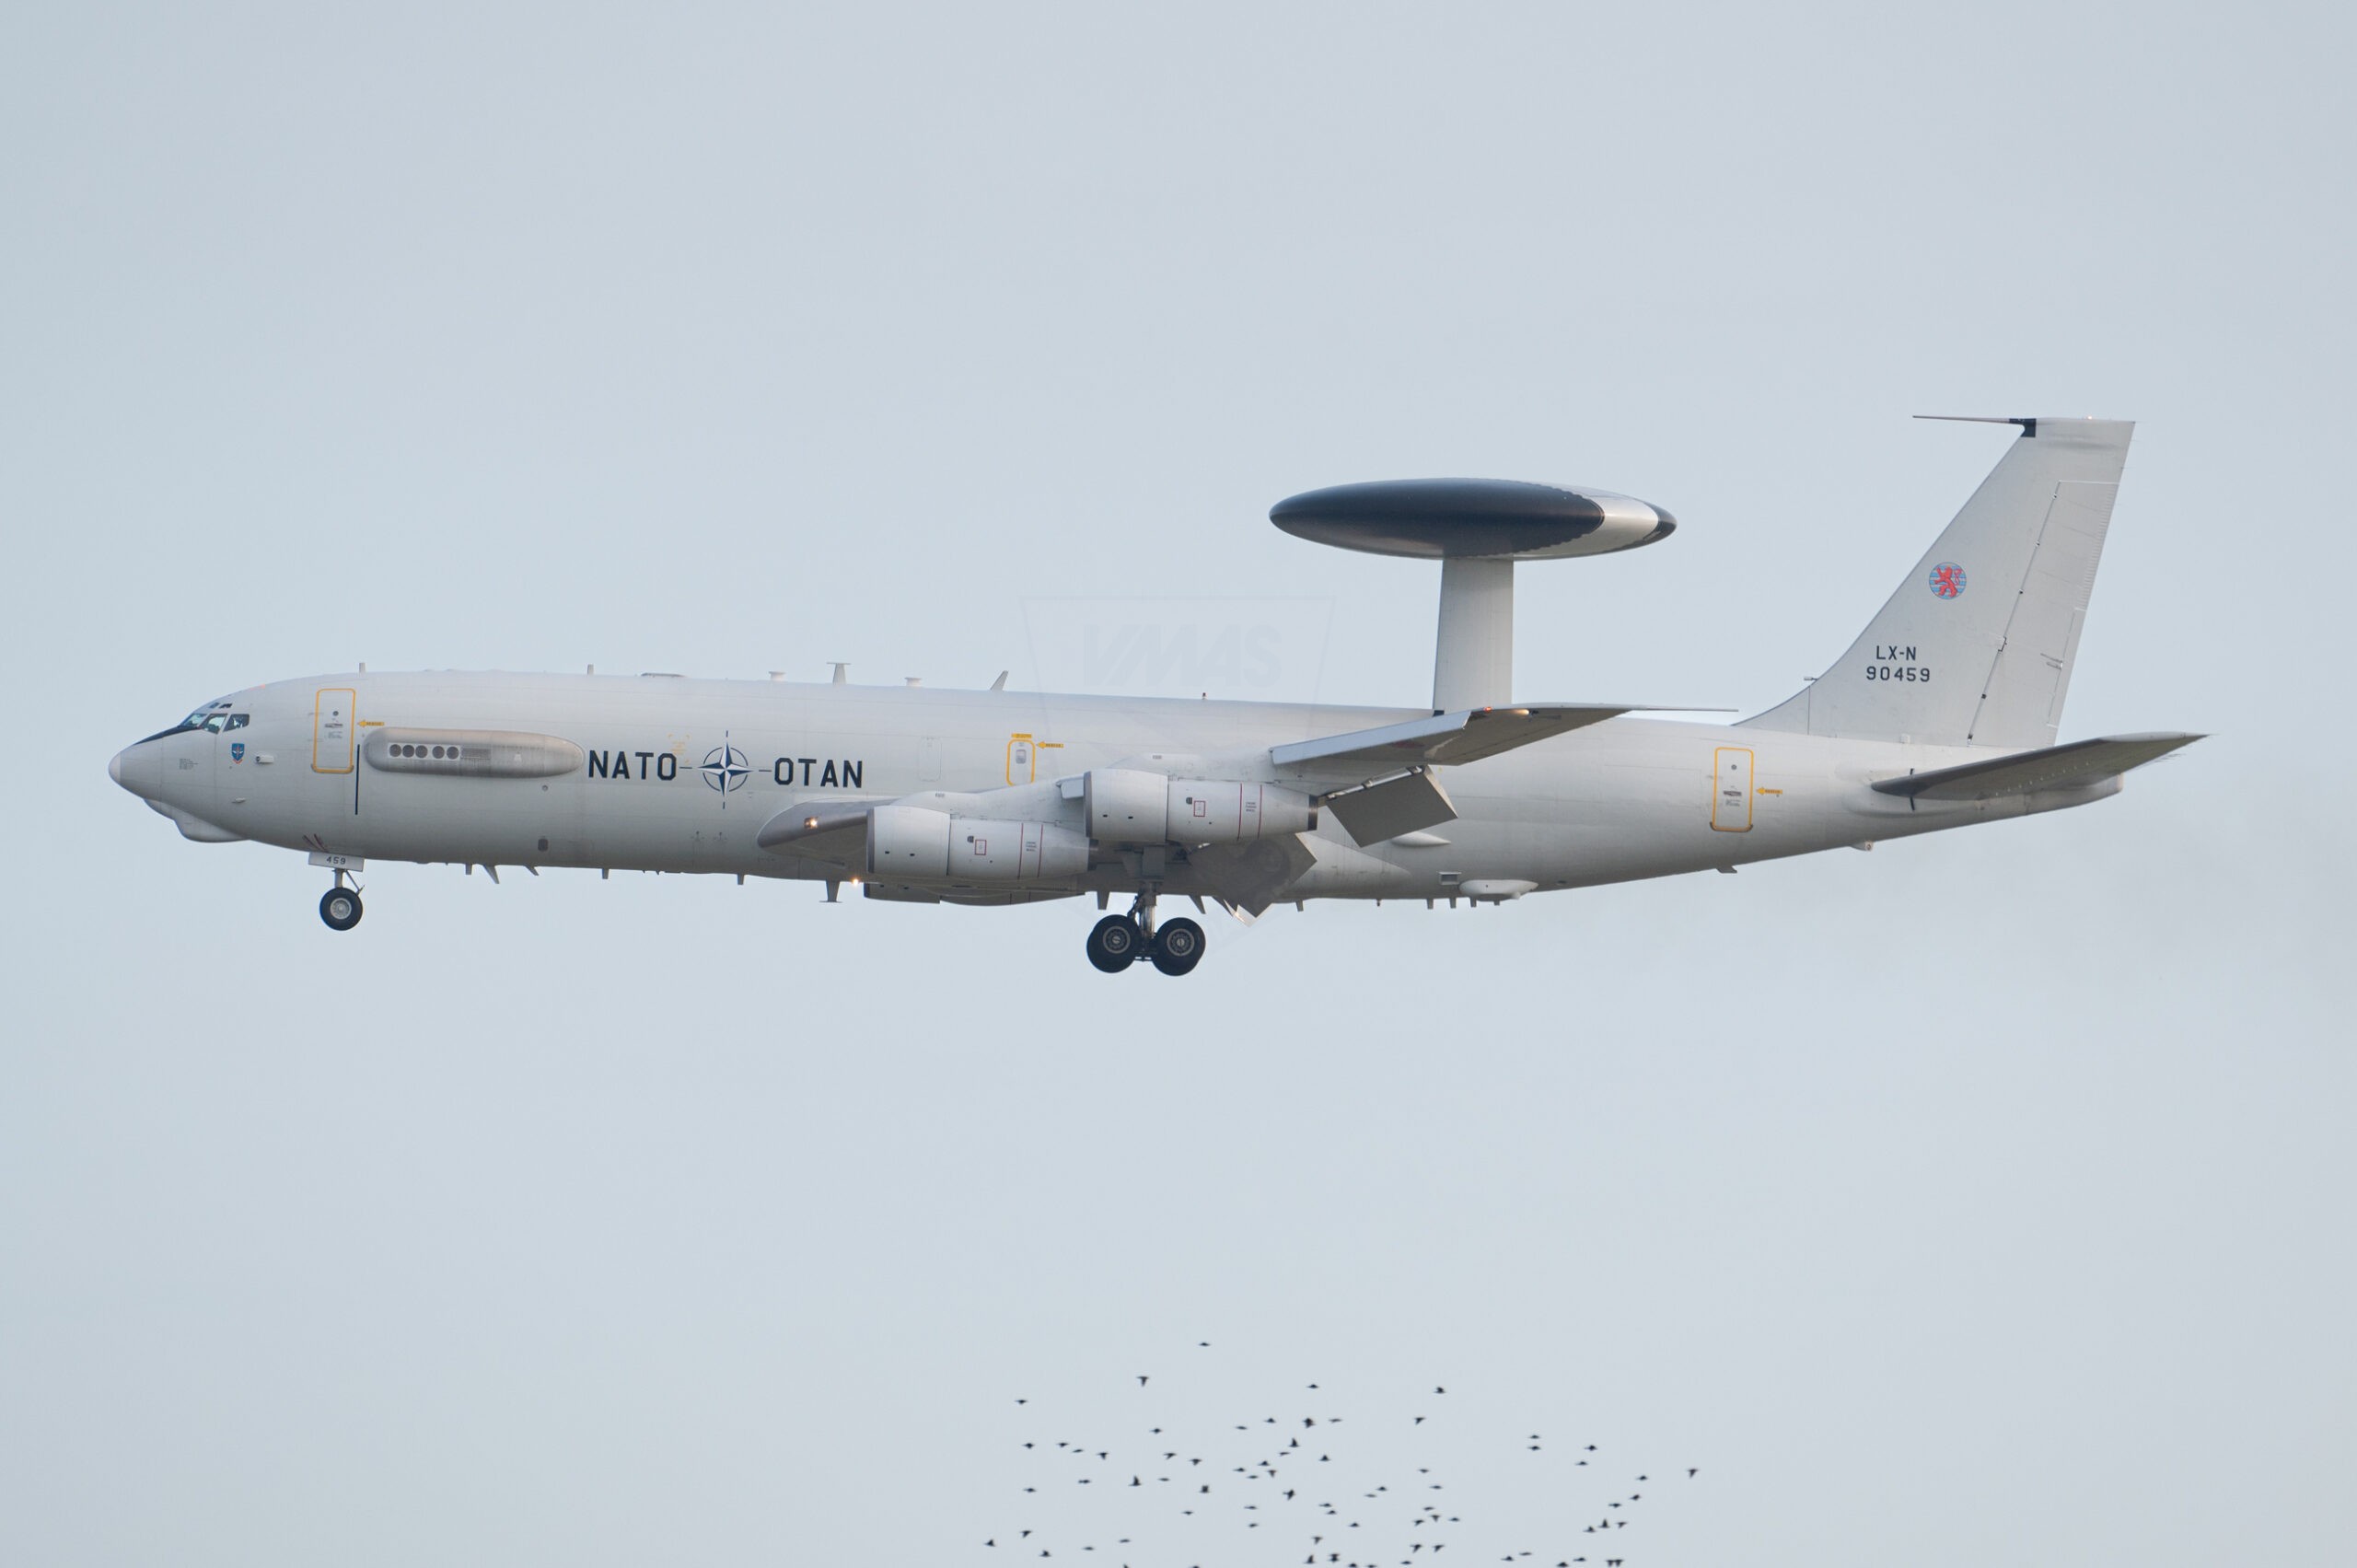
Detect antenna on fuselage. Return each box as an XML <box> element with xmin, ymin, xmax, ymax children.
<box><xmin>830</xmin><ymin>662</ymin><xmax>848</xmax><ymax>685</ymax></box>
<box><xmin>1268</xmin><ymin>478</ymin><xmax>1678</xmax><ymax>711</ymax></box>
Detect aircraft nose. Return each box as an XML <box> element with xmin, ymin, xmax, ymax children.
<box><xmin>110</xmin><ymin>744</ymin><xmax>147</xmax><ymax>796</ymax></box>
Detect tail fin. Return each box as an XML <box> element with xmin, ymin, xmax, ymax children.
<box><xmin>1743</xmin><ymin>416</ymin><xmax>2132</xmax><ymax>749</ymax></box>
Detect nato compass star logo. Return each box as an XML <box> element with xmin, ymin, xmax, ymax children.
<box><xmin>698</xmin><ymin>734</ymin><xmax>750</xmax><ymax>803</ymax></box>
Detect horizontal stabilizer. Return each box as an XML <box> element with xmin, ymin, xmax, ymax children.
<box><xmin>1273</xmin><ymin>703</ymin><xmax>1705</xmax><ymax>781</ymax></box>
<box><xmin>1871</xmin><ymin>732</ymin><xmax>2203</xmax><ymax>800</ymax></box>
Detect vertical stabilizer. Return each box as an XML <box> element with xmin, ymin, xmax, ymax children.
<box><xmin>1743</xmin><ymin>417</ymin><xmax>2132</xmax><ymax>749</ymax></box>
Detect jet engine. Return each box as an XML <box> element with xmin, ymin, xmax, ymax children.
<box><xmin>1083</xmin><ymin>769</ymin><xmax>1316</xmax><ymax>845</ymax></box>
<box><xmin>865</xmin><ymin>805</ymin><xmax>1087</xmax><ymax>882</ymax></box>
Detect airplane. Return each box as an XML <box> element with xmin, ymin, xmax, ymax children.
<box><xmin>109</xmin><ymin>415</ymin><xmax>2200</xmax><ymax>975</ymax></box>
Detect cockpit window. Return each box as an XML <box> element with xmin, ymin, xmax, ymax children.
<box><xmin>224</xmin><ymin>714</ymin><xmax>250</xmax><ymax>731</ymax></box>
<box><xmin>135</xmin><ymin>700</ymin><xmax>235</xmax><ymax>746</ymax></box>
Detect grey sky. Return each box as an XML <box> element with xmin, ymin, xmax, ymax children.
<box><xmin>3</xmin><ymin>5</ymin><xmax>2351</xmax><ymax>1563</ymax></box>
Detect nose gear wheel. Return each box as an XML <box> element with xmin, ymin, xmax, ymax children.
<box><xmin>319</xmin><ymin>886</ymin><xmax>364</xmax><ymax>932</ymax></box>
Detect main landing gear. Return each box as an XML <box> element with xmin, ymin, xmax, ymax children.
<box><xmin>1086</xmin><ymin>889</ymin><xmax>1204</xmax><ymax>977</ymax></box>
<box><xmin>319</xmin><ymin>870</ymin><xmax>364</xmax><ymax>932</ymax></box>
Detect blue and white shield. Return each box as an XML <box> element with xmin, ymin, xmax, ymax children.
<box><xmin>229</xmin><ymin>741</ymin><xmax>246</xmax><ymax>762</ymax></box>
<box><xmin>698</xmin><ymin>743</ymin><xmax>749</xmax><ymax>794</ymax></box>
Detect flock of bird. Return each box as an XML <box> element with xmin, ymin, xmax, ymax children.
<box><xmin>983</xmin><ymin>1343</ymin><xmax>1699</xmax><ymax>1566</ymax></box>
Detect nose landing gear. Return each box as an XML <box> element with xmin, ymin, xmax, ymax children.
<box><xmin>319</xmin><ymin>870</ymin><xmax>364</xmax><ymax>932</ymax></box>
<box><xmin>1084</xmin><ymin>889</ymin><xmax>1205</xmax><ymax>976</ymax></box>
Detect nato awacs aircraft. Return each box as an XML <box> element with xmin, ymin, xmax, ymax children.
<box><xmin>111</xmin><ymin>416</ymin><xmax>2198</xmax><ymax>975</ymax></box>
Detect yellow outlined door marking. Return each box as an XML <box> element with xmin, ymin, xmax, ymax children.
<box><xmin>1006</xmin><ymin>735</ymin><xmax>1062</xmax><ymax>784</ymax></box>
<box><xmin>1711</xmin><ymin>746</ymin><xmax>1754</xmax><ymax>831</ymax></box>
<box><xmin>313</xmin><ymin>688</ymin><xmax>356</xmax><ymax>773</ymax></box>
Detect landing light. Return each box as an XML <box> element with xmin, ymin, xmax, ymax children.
<box><xmin>805</xmin><ymin>816</ymin><xmax>819</xmax><ymax>829</ymax></box>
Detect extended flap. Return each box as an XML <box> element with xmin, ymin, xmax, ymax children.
<box><xmin>1322</xmin><ymin>769</ymin><xmax>1457</xmax><ymax>845</ymax></box>
<box><xmin>1186</xmin><ymin>834</ymin><xmax>1318</xmax><ymax>918</ymax></box>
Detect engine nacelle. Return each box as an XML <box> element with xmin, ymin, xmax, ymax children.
<box><xmin>1085</xmin><ymin>768</ymin><xmax>1171</xmax><ymax>843</ymax></box>
<box><xmin>1084</xmin><ymin>769</ymin><xmax>1316</xmax><ymax>845</ymax></box>
<box><xmin>943</xmin><ymin>818</ymin><xmax>1089</xmax><ymax>881</ymax></box>
<box><xmin>865</xmin><ymin>805</ymin><xmax>1086</xmax><ymax>882</ymax></box>
<box><xmin>867</xmin><ymin>804</ymin><xmax>951</xmax><ymax>878</ymax></box>
<box><xmin>1166</xmin><ymin>779</ymin><xmax>1316</xmax><ymax>842</ymax></box>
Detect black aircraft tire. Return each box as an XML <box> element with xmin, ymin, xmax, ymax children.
<box><xmin>1149</xmin><ymin>917</ymin><xmax>1205</xmax><ymax>976</ymax></box>
<box><xmin>319</xmin><ymin>887</ymin><xmax>364</xmax><ymax>932</ymax></box>
<box><xmin>1086</xmin><ymin>914</ymin><xmax>1141</xmax><ymax>972</ymax></box>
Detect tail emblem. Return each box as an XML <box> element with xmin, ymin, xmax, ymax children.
<box><xmin>1928</xmin><ymin>562</ymin><xmax>1968</xmax><ymax>599</ymax></box>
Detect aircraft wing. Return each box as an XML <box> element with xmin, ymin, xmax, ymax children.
<box><xmin>1271</xmin><ymin>703</ymin><xmax>1684</xmax><ymax>781</ymax></box>
<box><xmin>1271</xmin><ymin>703</ymin><xmax>1717</xmax><ymax>845</ymax></box>
<box><xmin>1871</xmin><ymin>732</ymin><xmax>2204</xmax><ymax>800</ymax></box>
<box><xmin>754</xmin><ymin>799</ymin><xmax>898</xmax><ymax>866</ymax></box>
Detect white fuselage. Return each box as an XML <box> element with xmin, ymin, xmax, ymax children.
<box><xmin>110</xmin><ymin>670</ymin><xmax>2111</xmax><ymax>903</ymax></box>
